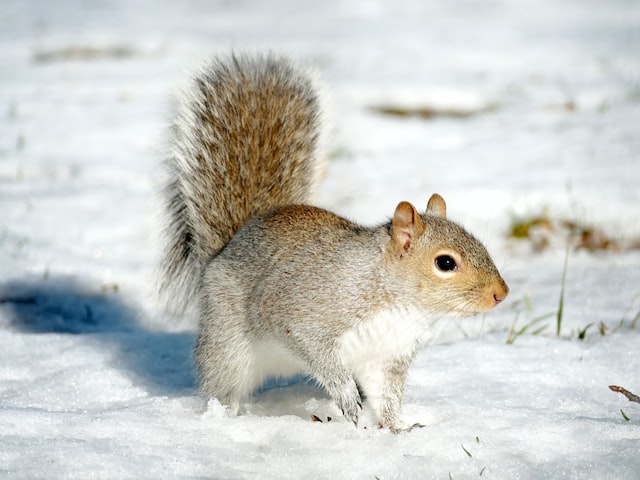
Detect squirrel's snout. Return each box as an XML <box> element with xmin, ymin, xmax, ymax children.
<box><xmin>492</xmin><ymin>281</ymin><xmax>509</xmax><ymax>305</ymax></box>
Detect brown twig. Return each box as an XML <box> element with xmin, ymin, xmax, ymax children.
<box><xmin>609</xmin><ymin>385</ymin><xmax>640</xmax><ymax>403</ymax></box>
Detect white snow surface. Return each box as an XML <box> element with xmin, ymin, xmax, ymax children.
<box><xmin>1</xmin><ymin>1</ymin><xmax>640</xmax><ymax>479</ymax></box>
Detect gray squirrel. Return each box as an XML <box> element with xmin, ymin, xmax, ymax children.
<box><xmin>160</xmin><ymin>53</ymin><xmax>509</xmax><ymax>432</ymax></box>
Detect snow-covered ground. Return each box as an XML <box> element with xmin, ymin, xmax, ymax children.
<box><xmin>1</xmin><ymin>1</ymin><xmax>639</xmax><ymax>478</ymax></box>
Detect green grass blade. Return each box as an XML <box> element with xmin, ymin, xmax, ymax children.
<box><xmin>557</xmin><ymin>243</ymin><xmax>570</xmax><ymax>336</ymax></box>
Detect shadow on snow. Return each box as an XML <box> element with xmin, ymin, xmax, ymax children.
<box><xmin>0</xmin><ymin>276</ymin><xmax>196</xmax><ymax>395</ymax></box>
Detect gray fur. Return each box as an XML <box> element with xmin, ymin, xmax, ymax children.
<box><xmin>160</xmin><ymin>53</ymin><xmax>509</xmax><ymax>432</ymax></box>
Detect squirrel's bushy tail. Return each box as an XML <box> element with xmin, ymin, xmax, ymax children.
<box><xmin>160</xmin><ymin>53</ymin><xmax>325</xmax><ymax>311</ymax></box>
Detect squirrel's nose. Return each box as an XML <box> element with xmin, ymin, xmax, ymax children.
<box><xmin>493</xmin><ymin>282</ymin><xmax>509</xmax><ymax>305</ymax></box>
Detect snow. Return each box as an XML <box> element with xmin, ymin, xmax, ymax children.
<box><xmin>1</xmin><ymin>0</ymin><xmax>639</xmax><ymax>478</ymax></box>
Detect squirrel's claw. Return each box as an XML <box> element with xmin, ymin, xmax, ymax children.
<box><xmin>387</xmin><ymin>421</ymin><xmax>425</xmax><ymax>434</ymax></box>
<box><xmin>335</xmin><ymin>384</ymin><xmax>363</xmax><ymax>428</ymax></box>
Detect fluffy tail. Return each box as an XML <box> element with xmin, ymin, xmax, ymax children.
<box><xmin>160</xmin><ymin>53</ymin><xmax>325</xmax><ymax>311</ymax></box>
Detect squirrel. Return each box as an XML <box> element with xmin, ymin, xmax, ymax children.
<box><xmin>160</xmin><ymin>52</ymin><xmax>509</xmax><ymax>433</ymax></box>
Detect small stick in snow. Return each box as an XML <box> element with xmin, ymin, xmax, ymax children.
<box><xmin>609</xmin><ymin>385</ymin><xmax>640</xmax><ymax>404</ymax></box>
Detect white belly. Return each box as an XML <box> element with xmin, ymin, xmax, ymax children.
<box><xmin>337</xmin><ymin>306</ymin><xmax>427</xmax><ymax>369</ymax></box>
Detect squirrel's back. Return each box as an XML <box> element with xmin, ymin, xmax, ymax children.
<box><xmin>160</xmin><ymin>53</ymin><xmax>325</xmax><ymax>309</ymax></box>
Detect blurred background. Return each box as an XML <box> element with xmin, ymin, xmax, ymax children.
<box><xmin>1</xmin><ymin>0</ymin><xmax>639</xmax><ymax>322</ymax></box>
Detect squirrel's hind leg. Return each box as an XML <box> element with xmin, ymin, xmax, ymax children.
<box><xmin>196</xmin><ymin>267</ymin><xmax>257</xmax><ymax>414</ymax></box>
<box><xmin>194</xmin><ymin>321</ymin><xmax>256</xmax><ymax>414</ymax></box>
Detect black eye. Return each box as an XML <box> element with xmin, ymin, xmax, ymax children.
<box><xmin>435</xmin><ymin>255</ymin><xmax>457</xmax><ymax>272</ymax></box>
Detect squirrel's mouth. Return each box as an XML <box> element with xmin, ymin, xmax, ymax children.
<box><xmin>455</xmin><ymin>301</ymin><xmax>501</xmax><ymax>316</ymax></box>
<box><xmin>472</xmin><ymin>283</ymin><xmax>509</xmax><ymax>313</ymax></box>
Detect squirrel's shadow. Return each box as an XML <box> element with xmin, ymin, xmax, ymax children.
<box><xmin>0</xmin><ymin>277</ymin><xmax>196</xmax><ymax>394</ymax></box>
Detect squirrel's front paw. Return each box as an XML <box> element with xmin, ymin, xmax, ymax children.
<box><xmin>334</xmin><ymin>384</ymin><xmax>363</xmax><ymax>427</ymax></box>
<box><xmin>386</xmin><ymin>422</ymin><xmax>425</xmax><ymax>434</ymax></box>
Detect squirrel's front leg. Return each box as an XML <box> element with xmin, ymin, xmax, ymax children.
<box><xmin>329</xmin><ymin>377</ymin><xmax>363</xmax><ymax>426</ymax></box>
<box><xmin>306</xmin><ymin>351</ymin><xmax>363</xmax><ymax>426</ymax></box>
<box><xmin>359</xmin><ymin>355</ymin><xmax>418</xmax><ymax>433</ymax></box>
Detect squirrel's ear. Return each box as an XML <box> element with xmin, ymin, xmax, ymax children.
<box><xmin>391</xmin><ymin>201</ymin><xmax>426</xmax><ymax>256</ymax></box>
<box><xmin>426</xmin><ymin>193</ymin><xmax>446</xmax><ymax>219</ymax></box>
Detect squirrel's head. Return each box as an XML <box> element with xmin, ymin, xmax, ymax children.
<box><xmin>386</xmin><ymin>193</ymin><xmax>509</xmax><ymax>316</ymax></box>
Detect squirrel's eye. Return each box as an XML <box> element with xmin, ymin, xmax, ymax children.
<box><xmin>435</xmin><ymin>255</ymin><xmax>457</xmax><ymax>272</ymax></box>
